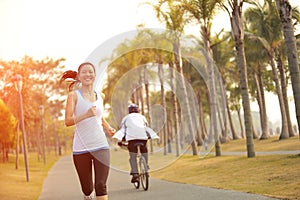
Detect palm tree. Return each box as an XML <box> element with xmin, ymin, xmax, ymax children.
<box><xmin>275</xmin><ymin>0</ymin><xmax>300</xmax><ymax>138</ymax></box>
<box><xmin>153</xmin><ymin>0</ymin><xmax>198</xmax><ymax>155</ymax></box>
<box><xmin>244</xmin><ymin>3</ymin><xmax>272</xmax><ymax>140</ymax></box>
<box><xmin>245</xmin><ymin>0</ymin><xmax>298</xmax><ymax>139</ymax></box>
<box><xmin>182</xmin><ymin>0</ymin><xmax>224</xmax><ymax>156</ymax></box>
<box><xmin>210</xmin><ymin>30</ymin><xmax>239</xmax><ymax>141</ymax></box>
<box><xmin>103</xmin><ymin>30</ymin><xmax>159</xmax><ymax>124</ymax></box>
<box><xmin>222</xmin><ymin>0</ymin><xmax>255</xmax><ymax>157</ymax></box>
<box><xmin>181</xmin><ymin>58</ymin><xmax>206</xmax><ymax>146</ymax></box>
<box><xmin>277</xmin><ymin>47</ymin><xmax>296</xmax><ymax>138</ymax></box>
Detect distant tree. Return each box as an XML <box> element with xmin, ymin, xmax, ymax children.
<box><xmin>0</xmin><ymin>99</ymin><xmax>17</xmax><ymax>162</ymax></box>
<box><xmin>244</xmin><ymin>0</ymin><xmax>274</xmax><ymax>140</ymax></box>
<box><xmin>153</xmin><ymin>0</ymin><xmax>198</xmax><ymax>155</ymax></box>
<box><xmin>210</xmin><ymin>31</ymin><xmax>239</xmax><ymax>141</ymax></box>
<box><xmin>275</xmin><ymin>0</ymin><xmax>300</xmax><ymax>138</ymax></box>
<box><xmin>0</xmin><ymin>56</ymin><xmax>65</xmax><ymax>154</ymax></box>
<box><xmin>245</xmin><ymin>0</ymin><xmax>300</xmax><ymax>140</ymax></box>
<box><xmin>182</xmin><ymin>0</ymin><xmax>224</xmax><ymax>156</ymax></box>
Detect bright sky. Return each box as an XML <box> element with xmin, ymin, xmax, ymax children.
<box><xmin>1</xmin><ymin>0</ymin><xmax>299</xmax><ymax>67</ymax></box>
<box><xmin>0</xmin><ymin>0</ymin><xmax>163</xmax><ymax>68</ymax></box>
<box><xmin>0</xmin><ymin>0</ymin><xmax>299</xmax><ymax>125</ymax></box>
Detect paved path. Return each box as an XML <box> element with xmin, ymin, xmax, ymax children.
<box><xmin>39</xmin><ymin>154</ymin><xmax>281</xmax><ymax>200</ymax></box>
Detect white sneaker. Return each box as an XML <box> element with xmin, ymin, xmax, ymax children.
<box><xmin>83</xmin><ymin>195</ymin><xmax>93</xmax><ymax>200</ymax></box>
<box><xmin>84</xmin><ymin>190</ymin><xmax>96</xmax><ymax>200</ymax></box>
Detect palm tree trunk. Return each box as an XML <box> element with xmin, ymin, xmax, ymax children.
<box><xmin>196</xmin><ymin>96</ymin><xmax>204</xmax><ymax>146</ymax></box>
<box><xmin>277</xmin><ymin>55</ymin><xmax>295</xmax><ymax>137</ymax></box>
<box><xmin>230</xmin><ymin>1</ymin><xmax>255</xmax><ymax>157</ymax></box>
<box><xmin>218</xmin><ymin>105</ymin><xmax>228</xmax><ymax>143</ymax></box>
<box><xmin>186</xmin><ymin>63</ymin><xmax>203</xmax><ymax>146</ymax></box>
<box><xmin>197</xmin><ymin>91</ymin><xmax>207</xmax><ymax>140</ymax></box>
<box><xmin>190</xmin><ymin>90</ymin><xmax>203</xmax><ymax>146</ymax></box>
<box><xmin>169</xmin><ymin>62</ymin><xmax>180</xmax><ymax>157</ymax></box>
<box><xmin>158</xmin><ymin>63</ymin><xmax>168</xmax><ymax>155</ymax></box>
<box><xmin>138</xmin><ymin>74</ymin><xmax>144</xmax><ymax>115</ymax></box>
<box><xmin>173</xmin><ymin>38</ymin><xmax>198</xmax><ymax>155</ymax></box>
<box><xmin>252</xmin><ymin>123</ymin><xmax>259</xmax><ymax>139</ymax></box>
<box><xmin>237</xmin><ymin>41</ymin><xmax>255</xmax><ymax>156</ymax></box>
<box><xmin>226</xmin><ymin>95</ymin><xmax>239</xmax><ymax>140</ymax></box>
<box><xmin>144</xmin><ymin>65</ymin><xmax>153</xmax><ymax>154</ymax></box>
<box><xmin>276</xmin><ymin>0</ymin><xmax>300</xmax><ymax>138</ymax></box>
<box><xmin>236</xmin><ymin>105</ymin><xmax>245</xmax><ymax>138</ymax></box>
<box><xmin>201</xmin><ymin>24</ymin><xmax>221</xmax><ymax>156</ymax></box>
<box><xmin>167</xmin><ymin>120</ymin><xmax>172</xmax><ymax>153</ymax></box>
<box><xmin>254</xmin><ymin>72</ymin><xmax>269</xmax><ymax>139</ymax></box>
<box><xmin>269</xmin><ymin>57</ymin><xmax>289</xmax><ymax>139</ymax></box>
<box><xmin>219</xmin><ymin>76</ymin><xmax>230</xmax><ymax>143</ymax></box>
<box><xmin>258</xmin><ymin>67</ymin><xmax>270</xmax><ymax>139</ymax></box>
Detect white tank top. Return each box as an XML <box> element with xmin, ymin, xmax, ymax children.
<box><xmin>73</xmin><ymin>90</ymin><xmax>109</xmax><ymax>154</ymax></box>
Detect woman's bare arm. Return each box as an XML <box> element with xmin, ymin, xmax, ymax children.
<box><xmin>65</xmin><ymin>91</ymin><xmax>96</xmax><ymax>126</ymax></box>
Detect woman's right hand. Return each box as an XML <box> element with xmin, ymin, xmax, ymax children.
<box><xmin>86</xmin><ymin>106</ymin><xmax>97</xmax><ymax>118</ymax></box>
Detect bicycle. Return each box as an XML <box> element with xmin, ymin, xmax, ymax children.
<box><xmin>118</xmin><ymin>141</ymin><xmax>149</xmax><ymax>191</ymax></box>
<box><xmin>133</xmin><ymin>143</ymin><xmax>149</xmax><ymax>190</ymax></box>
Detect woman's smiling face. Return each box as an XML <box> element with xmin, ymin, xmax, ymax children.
<box><xmin>78</xmin><ymin>63</ymin><xmax>95</xmax><ymax>86</ymax></box>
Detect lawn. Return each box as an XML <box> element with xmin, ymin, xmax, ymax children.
<box><xmin>151</xmin><ymin>136</ymin><xmax>300</xmax><ymax>200</ymax></box>
<box><xmin>0</xmin><ymin>152</ymin><xmax>59</xmax><ymax>200</ymax></box>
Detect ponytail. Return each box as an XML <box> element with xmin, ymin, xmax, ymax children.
<box><xmin>60</xmin><ymin>70</ymin><xmax>78</xmax><ymax>91</ymax></box>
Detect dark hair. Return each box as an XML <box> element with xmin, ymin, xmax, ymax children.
<box><xmin>60</xmin><ymin>62</ymin><xmax>96</xmax><ymax>91</ymax></box>
<box><xmin>128</xmin><ymin>103</ymin><xmax>139</xmax><ymax>113</ymax></box>
<box><xmin>78</xmin><ymin>62</ymin><xmax>95</xmax><ymax>73</ymax></box>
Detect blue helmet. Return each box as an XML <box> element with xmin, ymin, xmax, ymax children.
<box><xmin>128</xmin><ymin>103</ymin><xmax>139</xmax><ymax>113</ymax></box>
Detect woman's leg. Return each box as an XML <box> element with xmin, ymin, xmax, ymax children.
<box><xmin>73</xmin><ymin>153</ymin><xmax>94</xmax><ymax>196</ymax></box>
<box><xmin>93</xmin><ymin>149</ymin><xmax>110</xmax><ymax>197</ymax></box>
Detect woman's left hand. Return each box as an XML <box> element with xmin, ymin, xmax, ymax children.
<box><xmin>107</xmin><ymin>127</ymin><xmax>116</xmax><ymax>136</ymax></box>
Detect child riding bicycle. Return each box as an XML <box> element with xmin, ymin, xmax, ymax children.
<box><xmin>113</xmin><ymin>103</ymin><xmax>159</xmax><ymax>183</ymax></box>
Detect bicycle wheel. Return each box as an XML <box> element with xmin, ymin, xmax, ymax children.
<box><xmin>139</xmin><ymin>156</ymin><xmax>149</xmax><ymax>191</ymax></box>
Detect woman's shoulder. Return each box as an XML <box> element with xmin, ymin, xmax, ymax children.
<box><xmin>67</xmin><ymin>90</ymin><xmax>79</xmax><ymax>99</ymax></box>
<box><xmin>69</xmin><ymin>90</ymin><xmax>79</xmax><ymax>95</ymax></box>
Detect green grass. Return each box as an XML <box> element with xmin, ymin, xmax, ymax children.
<box><xmin>151</xmin><ymin>136</ymin><xmax>300</xmax><ymax>200</ymax></box>
<box><xmin>216</xmin><ymin>136</ymin><xmax>300</xmax><ymax>152</ymax></box>
<box><xmin>0</xmin><ymin>152</ymin><xmax>59</xmax><ymax>200</ymax></box>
